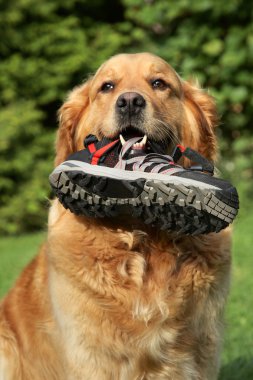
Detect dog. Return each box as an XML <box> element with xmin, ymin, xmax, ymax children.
<box><xmin>0</xmin><ymin>53</ymin><xmax>231</xmax><ymax>380</ymax></box>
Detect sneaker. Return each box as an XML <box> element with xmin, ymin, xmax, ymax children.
<box><xmin>49</xmin><ymin>134</ymin><xmax>239</xmax><ymax>235</ymax></box>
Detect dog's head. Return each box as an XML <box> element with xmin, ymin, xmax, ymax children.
<box><xmin>55</xmin><ymin>53</ymin><xmax>218</xmax><ymax>166</ymax></box>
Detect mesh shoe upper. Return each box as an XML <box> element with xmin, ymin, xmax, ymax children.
<box><xmin>65</xmin><ymin>134</ymin><xmax>229</xmax><ymax>189</ymax></box>
<box><xmin>67</xmin><ymin>135</ymin><xmax>183</xmax><ymax>173</ymax></box>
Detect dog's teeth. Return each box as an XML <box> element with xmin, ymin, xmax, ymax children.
<box><xmin>133</xmin><ymin>143</ymin><xmax>145</xmax><ymax>150</ymax></box>
<box><xmin>140</xmin><ymin>135</ymin><xmax>147</xmax><ymax>145</ymax></box>
<box><xmin>120</xmin><ymin>134</ymin><xmax>126</xmax><ymax>145</ymax></box>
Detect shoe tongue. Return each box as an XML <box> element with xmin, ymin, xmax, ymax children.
<box><xmin>148</xmin><ymin>140</ymin><xmax>168</xmax><ymax>154</ymax></box>
<box><xmin>102</xmin><ymin>137</ymin><xmax>146</xmax><ymax>168</ymax></box>
<box><xmin>100</xmin><ymin>136</ymin><xmax>169</xmax><ymax>168</ymax></box>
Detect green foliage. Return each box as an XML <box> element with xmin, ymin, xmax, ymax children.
<box><xmin>0</xmin><ymin>102</ymin><xmax>54</xmax><ymax>233</ymax></box>
<box><xmin>0</xmin><ymin>0</ymin><xmax>252</xmax><ymax>233</ymax></box>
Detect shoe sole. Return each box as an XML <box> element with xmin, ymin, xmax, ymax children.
<box><xmin>49</xmin><ymin>170</ymin><xmax>239</xmax><ymax>235</ymax></box>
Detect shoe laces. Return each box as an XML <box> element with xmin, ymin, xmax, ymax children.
<box><xmin>115</xmin><ymin>137</ymin><xmax>181</xmax><ymax>173</ymax></box>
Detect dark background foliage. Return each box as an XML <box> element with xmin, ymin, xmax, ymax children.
<box><xmin>0</xmin><ymin>0</ymin><xmax>252</xmax><ymax>234</ymax></box>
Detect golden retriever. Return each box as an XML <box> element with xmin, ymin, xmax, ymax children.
<box><xmin>0</xmin><ymin>53</ymin><xmax>231</xmax><ymax>380</ymax></box>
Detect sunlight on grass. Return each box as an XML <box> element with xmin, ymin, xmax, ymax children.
<box><xmin>0</xmin><ymin>232</ymin><xmax>45</xmax><ymax>297</ymax></box>
<box><xmin>219</xmin><ymin>208</ymin><xmax>253</xmax><ymax>379</ymax></box>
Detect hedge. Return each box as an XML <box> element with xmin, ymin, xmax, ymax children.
<box><xmin>0</xmin><ymin>0</ymin><xmax>252</xmax><ymax>234</ymax></box>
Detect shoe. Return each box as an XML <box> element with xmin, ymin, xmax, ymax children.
<box><xmin>49</xmin><ymin>134</ymin><xmax>239</xmax><ymax>235</ymax></box>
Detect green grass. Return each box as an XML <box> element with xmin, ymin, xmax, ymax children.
<box><xmin>0</xmin><ymin>232</ymin><xmax>45</xmax><ymax>297</ymax></box>
<box><xmin>219</xmin><ymin>207</ymin><xmax>253</xmax><ymax>380</ymax></box>
<box><xmin>0</xmin><ymin>213</ymin><xmax>252</xmax><ymax>379</ymax></box>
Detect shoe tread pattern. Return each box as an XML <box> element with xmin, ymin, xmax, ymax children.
<box><xmin>49</xmin><ymin>171</ymin><xmax>239</xmax><ymax>235</ymax></box>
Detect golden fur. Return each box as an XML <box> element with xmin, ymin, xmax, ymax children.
<box><xmin>0</xmin><ymin>53</ymin><xmax>231</xmax><ymax>380</ymax></box>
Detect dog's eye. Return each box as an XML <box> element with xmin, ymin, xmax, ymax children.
<box><xmin>151</xmin><ymin>79</ymin><xmax>168</xmax><ymax>90</ymax></box>
<box><xmin>101</xmin><ymin>82</ymin><xmax>115</xmax><ymax>93</ymax></box>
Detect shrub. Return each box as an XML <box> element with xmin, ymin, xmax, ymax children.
<box><xmin>0</xmin><ymin>0</ymin><xmax>252</xmax><ymax>233</ymax></box>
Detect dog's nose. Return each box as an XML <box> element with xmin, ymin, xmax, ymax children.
<box><xmin>116</xmin><ymin>92</ymin><xmax>146</xmax><ymax>115</ymax></box>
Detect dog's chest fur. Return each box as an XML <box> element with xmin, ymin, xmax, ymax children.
<box><xmin>46</xmin><ymin>202</ymin><xmax>231</xmax><ymax>379</ymax></box>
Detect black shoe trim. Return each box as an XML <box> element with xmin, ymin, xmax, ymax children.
<box><xmin>49</xmin><ymin>171</ymin><xmax>239</xmax><ymax>235</ymax></box>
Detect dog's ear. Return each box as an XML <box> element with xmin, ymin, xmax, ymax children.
<box><xmin>55</xmin><ymin>80</ymin><xmax>91</xmax><ymax>166</ymax></box>
<box><xmin>182</xmin><ymin>81</ymin><xmax>218</xmax><ymax>162</ymax></box>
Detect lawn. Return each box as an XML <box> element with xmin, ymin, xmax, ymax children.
<box><xmin>219</xmin><ymin>207</ymin><xmax>253</xmax><ymax>380</ymax></box>
<box><xmin>0</xmin><ymin>212</ymin><xmax>252</xmax><ymax>379</ymax></box>
<box><xmin>0</xmin><ymin>231</ymin><xmax>46</xmax><ymax>297</ymax></box>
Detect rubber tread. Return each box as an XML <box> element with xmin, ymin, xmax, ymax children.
<box><xmin>49</xmin><ymin>171</ymin><xmax>239</xmax><ymax>235</ymax></box>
